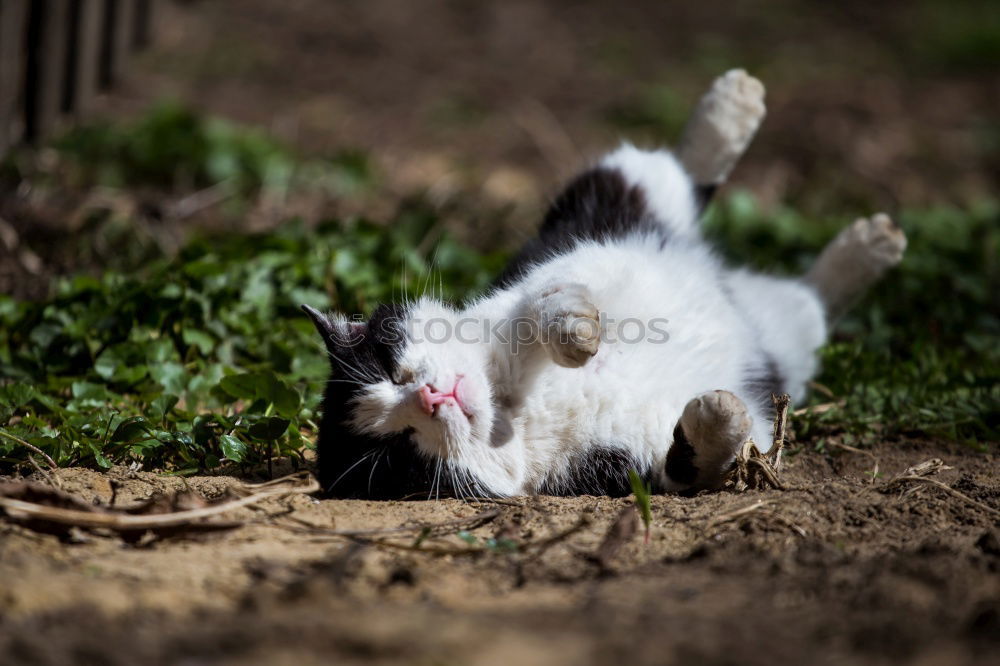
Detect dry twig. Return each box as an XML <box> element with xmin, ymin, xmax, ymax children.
<box><xmin>26</xmin><ymin>455</ymin><xmax>62</xmax><ymax>490</ymax></box>
<box><xmin>882</xmin><ymin>463</ymin><xmax>997</xmax><ymax>519</ymax></box>
<box><xmin>0</xmin><ymin>429</ymin><xmax>59</xmax><ymax>471</ymax></box>
<box><xmin>0</xmin><ymin>471</ymin><xmax>319</xmax><ymax>533</ymax></box>
<box><xmin>792</xmin><ymin>400</ymin><xmax>845</xmax><ymax>417</ymax></box>
<box><xmin>709</xmin><ymin>499</ymin><xmax>778</xmax><ymax>527</ymax></box>
<box><xmin>727</xmin><ymin>440</ymin><xmax>785</xmax><ymax>492</ymax></box>
<box><xmin>768</xmin><ymin>393</ymin><xmax>791</xmax><ymax>471</ymax></box>
<box><xmin>723</xmin><ymin>394</ymin><xmax>791</xmax><ymax>492</ymax></box>
<box><xmin>279</xmin><ymin>508</ymin><xmax>502</xmax><ymax>539</ymax></box>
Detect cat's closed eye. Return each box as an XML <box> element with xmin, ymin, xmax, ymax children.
<box><xmin>392</xmin><ymin>368</ymin><xmax>416</xmax><ymax>385</ymax></box>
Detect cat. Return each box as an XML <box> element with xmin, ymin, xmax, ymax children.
<box><xmin>302</xmin><ymin>70</ymin><xmax>907</xmax><ymax>499</ymax></box>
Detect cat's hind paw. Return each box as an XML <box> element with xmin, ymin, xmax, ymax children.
<box><xmin>665</xmin><ymin>390</ymin><xmax>751</xmax><ymax>491</ymax></box>
<box><xmin>537</xmin><ymin>283</ymin><xmax>601</xmax><ymax>368</ymax></box>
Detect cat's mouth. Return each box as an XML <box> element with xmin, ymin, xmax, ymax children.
<box><xmin>417</xmin><ymin>375</ymin><xmax>473</xmax><ymax>420</ymax></box>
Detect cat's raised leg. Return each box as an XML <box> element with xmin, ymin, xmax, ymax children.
<box><xmin>533</xmin><ymin>282</ymin><xmax>601</xmax><ymax>368</ymax></box>
<box><xmin>664</xmin><ymin>390</ymin><xmax>751</xmax><ymax>492</ymax></box>
<box><xmin>805</xmin><ymin>213</ymin><xmax>907</xmax><ymax>323</ymax></box>
<box><xmin>677</xmin><ymin>68</ymin><xmax>767</xmax><ymax>208</ymax></box>
<box><xmin>495</xmin><ymin>282</ymin><xmax>601</xmax><ymax>410</ymax></box>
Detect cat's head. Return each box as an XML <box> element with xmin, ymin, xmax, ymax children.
<box><xmin>302</xmin><ymin>299</ymin><xmax>513</xmax><ymax>499</ymax></box>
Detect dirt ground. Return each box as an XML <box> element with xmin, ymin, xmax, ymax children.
<box><xmin>1</xmin><ymin>438</ymin><xmax>997</xmax><ymax>665</ymax></box>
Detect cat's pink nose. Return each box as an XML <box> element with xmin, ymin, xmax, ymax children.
<box><xmin>418</xmin><ymin>384</ymin><xmax>451</xmax><ymax>416</ymax></box>
<box><xmin>417</xmin><ymin>377</ymin><xmax>466</xmax><ymax>417</ymax></box>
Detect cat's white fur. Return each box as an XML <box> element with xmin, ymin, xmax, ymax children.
<box><xmin>348</xmin><ymin>145</ymin><xmax>829</xmax><ymax>496</ymax></box>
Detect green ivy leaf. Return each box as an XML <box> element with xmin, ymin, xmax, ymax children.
<box><xmin>150</xmin><ymin>362</ymin><xmax>187</xmax><ymax>395</ymax></box>
<box><xmin>110</xmin><ymin>416</ymin><xmax>151</xmax><ymax>443</ymax></box>
<box><xmin>219</xmin><ymin>434</ymin><xmax>247</xmax><ymax>462</ymax></box>
<box><xmin>0</xmin><ymin>383</ymin><xmax>35</xmax><ymax>408</ymax></box>
<box><xmin>217</xmin><ymin>372</ymin><xmax>261</xmax><ymax>400</ymax></box>
<box><xmin>148</xmin><ymin>394</ymin><xmax>180</xmax><ymax>422</ymax></box>
<box><xmin>248</xmin><ymin>416</ymin><xmax>291</xmax><ymax>441</ymax></box>
<box><xmin>182</xmin><ymin>328</ymin><xmax>215</xmax><ymax>355</ymax></box>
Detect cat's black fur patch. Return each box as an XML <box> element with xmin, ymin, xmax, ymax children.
<box><xmin>695</xmin><ymin>184</ymin><xmax>718</xmax><ymax>214</ymax></box>
<box><xmin>539</xmin><ymin>446</ymin><xmax>644</xmax><ymax>497</ymax></box>
<box><xmin>664</xmin><ymin>421</ymin><xmax>699</xmax><ymax>486</ymax></box>
<box><xmin>306</xmin><ymin>303</ymin><xmax>441</xmax><ymax>499</ymax></box>
<box><xmin>496</xmin><ymin>167</ymin><xmax>660</xmax><ymax>287</ymax></box>
<box><xmin>743</xmin><ymin>354</ymin><xmax>783</xmax><ymax>415</ymax></box>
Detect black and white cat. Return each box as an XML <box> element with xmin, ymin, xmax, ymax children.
<box><xmin>303</xmin><ymin>70</ymin><xmax>906</xmax><ymax>499</ymax></box>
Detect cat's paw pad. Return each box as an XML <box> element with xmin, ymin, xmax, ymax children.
<box><xmin>679</xmin><ymin>69</ymin><xmax>766</xmax><ymax>184</ymax></box>
<box><xmin>538</xmin><ymin>283</ymin><xmax>601</xmax><ymax>368</ymax></box>
<box><xmin>836</xmin><ymin>213</ymin><xmax>907</xmax><ymax>270</ymax></box>
<box><xmin>705</xmin><ymin>69</ymin><xmax>766</xmax><ymax>141</ymax></box>
<box><xmin>665</xmin><ymin>390</ymin><xmax>752</xmax><ymax>492</ymax></box>
<box><xmin>679</xmin><ymin>390</ymin><xmax>751</xmax><ymax>461</ymax></box>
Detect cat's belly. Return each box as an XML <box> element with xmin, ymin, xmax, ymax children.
<box><xmin>514</xmin><ymin>325</ymin><xmax>753</xmax><ymax>485</ymax></box>
<box><xmin>506</xmin><ymin>236</ymin><xmax>762</xmax><ymax>488</ymax></box>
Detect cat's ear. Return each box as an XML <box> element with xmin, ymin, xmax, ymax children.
<box><xmin>301</xmin><ymin>304</ymin><xmax>365</xmax><ymax>351</ymax></box>
<box><xmin>301</xmin><ymin>304</ymin><xmax>335</xmax><ymax>342</ymax></box>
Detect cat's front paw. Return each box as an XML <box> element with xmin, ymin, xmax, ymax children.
<box><xmin>537</xmin><ymin>283</ymin><xmax>601</xmax><ymax>368</ymax></box>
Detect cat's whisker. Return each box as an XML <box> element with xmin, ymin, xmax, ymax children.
<box><xmin>324</xmin><ymin>348</ymin><xmax>381</xmax><ymax>384</ymax></box>
<box><xmin>325</xmin><ymin>449</ymin><xmax>379</xmax><ymax>492</ymax></box>
<box><xmin>367</xmin><ymin>445</ymin><xmax>388</xmax><ymax>496</ymax></box>
<box><xmin>446</xmin><ymin>465</ymin><xmax>459</xmax><ymax>502</ymax></box>
<box><xmin>462</xmin><ymin>469</ymin><xmax>478</xmax><ymax>502</ymax></box>
<box><xmin>429</xmin><ymin>457</ymin><xmax>443</xmax><ymax>501</ymax></box>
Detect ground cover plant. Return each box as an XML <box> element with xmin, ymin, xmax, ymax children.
<box><xmin>0</xmin><ymin>108</ymin><xmax>504</xmax><ymax>474</ymax></box>
<box><xmin>0</xmin><ymin>108</ymin><xmax>997</xmax><ymax>476</ymax></box>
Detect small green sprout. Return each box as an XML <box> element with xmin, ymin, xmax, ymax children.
<box><xmin>628</xmin><ymin>468</ymin><xmax>653</xmax><ymax>544</ymax></box>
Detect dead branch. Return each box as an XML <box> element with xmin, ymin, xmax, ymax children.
<box><xmin>722</xmin><ymin>394</ymin><xmax>791</xmax><ymax>492</ymax></box>
<box><xmin>0</xmin><ymin>471</ymin><xmax>319</xmax><ymax>532</ymax></box>
<box><xmin>520</xmin><ymin>514</ymin><xmax>593</xmax><ymax>562</ymax></box>
<box><xmin>883</xmin><ymin>475</ymin><xmax>999</xmax><ymax>519</ymax></box>
<box><xmin>279</xmin><ymin>508</ymin><xmax>502</xmax><ymax>539</ymax></box>
<box><xmin>709</xmin><ymin>499</ymin><xmax>779</xmax><ymax>527</ymax></box>
<box><xmin>768</xmin><ymin>393</ymin><xmax>791</xmax><ymax>471</ymax></box>
<box><xmin>792</xmin><ymin>400</ymin><xmax>845</xmax><ymax>417</ymax></box>
<box><xmin>0</xmin><ymin>429</ymin><xmax>59</xmax><ymax>471</ymax></box>
<box><xmin>26</xmin><ymin>455</ymin><xmax>62</xmax><ymax>490</ymax></box>
<box><xmin>726</xmin><ymin>439</ymin><xmax>785</xmax><ymax>492</ymax></box>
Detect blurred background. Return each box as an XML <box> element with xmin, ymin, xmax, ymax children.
<box><xmin>110</xmin><ymin>0</ymin><xmax>1000</xmax><ymax>207</ymax></box>
<box><xmin>1</xmin><ymin>0</ymin><xmax>998</xmax><ymax>297</ymax></box>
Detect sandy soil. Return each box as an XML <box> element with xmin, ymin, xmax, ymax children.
<box><xmin>1</xmin><ymin>438</ymin><xmax>997</xmax><ymax>665</ymax></box>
